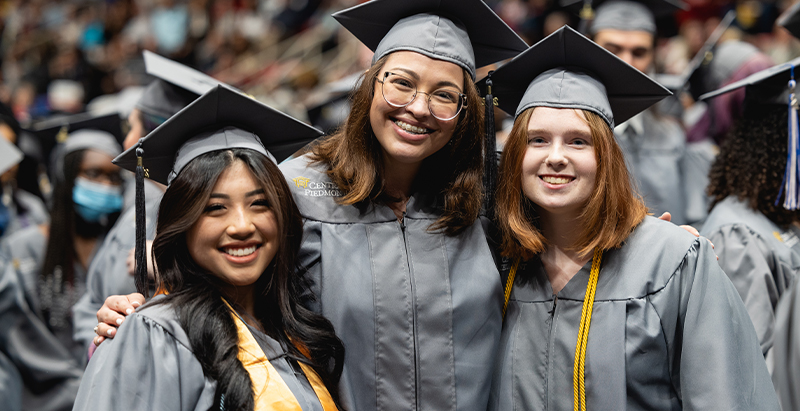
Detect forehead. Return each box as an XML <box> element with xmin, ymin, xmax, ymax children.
<box><xmin>593</xmin><ymin>28</ymin><xmax>654</xmax><ymax>48</ymax></box>
<box><xmin>81</xmin><ymin>149</ymin><xmax>117</xmax><ymax>169</ymax></box>
<box><xmin>527</xmin><ymin>107</ymin><xmax>591</xmax><ymax>134</ymax></box>
<box><xmin>212</xmin><ymin>160</ymin><xmax>260</xmax><ymax>192</ymax></box>
<box><xmin>382</xmin><ymin>51</ymin><xmax>464</xmax><ymax>83</ymax></box>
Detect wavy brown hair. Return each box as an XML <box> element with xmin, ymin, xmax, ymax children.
<box><xmin>708</xmin><ymin>108</ymin><xmax>800</xmax><ymax>226</ymax></box>
<box><xmin>309</xmin><ymin>54</ymin><xmax>485</xmax><ymax>236</ymax></box>
<box><xmin>496</xmin><ymin>108</ymin><xmax>648</xmax><ymax>260</ymax></box>
<box><xmin>150</xmin><ymin>148</ymin><xmax>344</xmax><ymax>410</ymax></box>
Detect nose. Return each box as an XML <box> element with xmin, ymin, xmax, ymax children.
<box><xmin>405</xmin><ymin>92</ymin><xmax>430</xmax><ymax>118</ymax></box>
<box><xmin>546</xmin><ymin>141</ymin><xmax>568</xmax><ymax>168</ymax></box>
<box><xmin>617</xmin><ymin>51</ymin><xmax>634</xmax><ymax>67</ymax></box>
<box><xmin>226</xmin><ymin>207</ymin><xmax>256</xmax><ymax>239</ymax></box>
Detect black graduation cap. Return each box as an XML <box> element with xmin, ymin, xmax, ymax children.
<box><xmin>31</xmin><ymin>113</ymin><xmax>124</xmax><ymax>178</ymax></box>
<box><xmin>332</xmin><ymin>0</ymin><xmax>528</xmax><ymax>80</ymax></box>
<box><xmin>136</xmin><ymin>51</ymin><xmax>226</xmax><ymax>128</ymax></box>
<box><xmin>115</xmin><ymin>85</ymin><xmax>323</xmax><ymax>185</ymax></box>
<box><xmin>778</xmin><ymin>1</ymin><xmax>800</xmax><ymax>40</ymax></box>
<box><xmin>478</xmin><ymin>25</ymin><xmax>671</xmax><ymax>127</ymax></box>
<box><xmin>699</xmin><ymin>56</ymin><xmax>800</xmax><ymax>111</ymax></box>
<box><xmin>700</xmin><ymin>57</ymin><xmax>800</xmax><ymax>210</ymax></box>
<box><xmin>116</xmin><ymin>84</ymin><xmax>323</xmax><ymax>297</ymax></box>
<box><xmin>561</xmin><ymin>0</ymin><xmax>686</xmax><ymax>34</ymax></box>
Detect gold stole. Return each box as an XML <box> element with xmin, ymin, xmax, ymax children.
<box><xmin>224</xmin><ymin>300</ymin><xmax>338</xmax><ymax>411</ymax></box>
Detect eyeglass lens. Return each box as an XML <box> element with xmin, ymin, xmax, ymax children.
<box><xmin>381</xmin><ymin>72</ymin><xmax>463</xmax><ymax>121</ymax></box>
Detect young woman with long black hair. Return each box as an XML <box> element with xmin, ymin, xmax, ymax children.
<box><xmin>73</xmin><ymin>86</ymin><xmax>343</xmax><ymax>411</ymax></box>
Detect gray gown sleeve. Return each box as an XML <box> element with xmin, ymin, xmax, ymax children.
<box><xmin>771</xmin><ymin>278</ymin><xmax>800</xmax><ymax>411</ymax></box>
<box><xmin>0</xmin><ymin>351</ymin><xmax>22</xmax><ymax>411</ymax></box>
<box><xmin>706</xmin><ymin>225</ymin><xmax>789</xmax><ymax>355</ymax></box>
<box><xmin>651</xmin><ymin>238</ymin><xmax>780</xmax><ymax>410</ymax></box>
<box><xmin>73</xmin><ymin>311</ymin><xmax>216</xmax><ymax>411</ymax></box>
<box><xmin>0</xmin><ymin>256</ymin><xmax>82</xmax><ymax>411</ymax></box>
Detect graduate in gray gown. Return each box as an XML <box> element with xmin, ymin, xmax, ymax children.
<box><xmin>698</xmin><ymin>59</ymin><xmax>800</xmax><ymax>358</ymax></box>
<box><xmin>0</xmin><ymin>114</ymin><xmax>124</xmax><ymax>363</ymax></box>
<box><xmin>0</xmin><ymin>105</ymin><xmax>49</xmax><ymax>242</ymax></box>
<box><xmin>72</xmin><ymin>51</ymin><xmax>223</xmax><ymax>350</ymax></box>
<box><xmin>771</xmin><ymin>270</ymin><xmax>800</xmax><ymax>410</ymax></box>
<box><xmin>275</xmin><ymin>1</ymin><xmax>527</xmax><ymax>409</ymax></box>
<box><xmin>0</xmin><ymin>246</ymin><xmax>83</xmax><ymax>411</ymax></box>
<box><xmin>75</xmin><ymin>85</ymin><xmax>341</xmax><ymax>411</ymax></box>
<box><xmin>484</xmin><ymin>26</ymin><xmax>779</xmax><ymax>410</ymax></box>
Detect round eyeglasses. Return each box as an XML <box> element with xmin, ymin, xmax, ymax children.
<box><xmin>377</xmin><ymin>72</ymin><xmax>466</xmax><ymax>121</ymax></box>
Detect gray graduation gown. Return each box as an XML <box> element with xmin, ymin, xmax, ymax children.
<box><xmin>0</xmin><ymin>254</ymin><xmax>83</xmax><ymax>411</ymax></box>
<box><xmin>490</xmin><ymin>217</ymin><xmax>779</xmax><ymax>411</ymax></box>
<box><xmin>73</xmin><ymin>297</ymin><xmax>327</xmax><ymax>411</ymax></box>
<box><xmin>0</xmin><ymin>351</ymin><xmax>22</xmax><ymax>411</ymax></box>
<box><xmin>0</xmin><ymin>225</ymin><xmax>103</xmax><ymax>362</ymax></box>
<box><xmin>71</xmin><ymin>193</ymin><xmax>161</xmax><ymax>350</ymax></box>
<box><xmin>615</xmin><ymin>109</ymin><xmax>705</xmax><ymax>226</ymax></box>
<box><xmin>1</xmin><ymin>190</ymin><xmax>48</xmax><ymax>242</ymax></box>
<box><xmin>771</xmin><ymin>275</ymin><xmax>800</xmax><ymax>411</ymax></box>
<box><xmin>279</xmin><ymin>155</ymin><xmax>502</xmax><ymax>411</ymax></box>
<box><xmin>700</xmin><ymin>196</ymin><xmax>800</xmax><ymax>355</ymax></box>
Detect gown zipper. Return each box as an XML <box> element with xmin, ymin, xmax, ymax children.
<box><xmin>545</xmin><ymin>294</ymin><xmax>558</xmax><ymax>410</ymax></box>
<box><xmin>399</xmin><ymin>213</ymin><xmax>420</xmax><ymax>410</ymax></box>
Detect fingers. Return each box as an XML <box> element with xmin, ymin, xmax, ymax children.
<box><xmin>95</xmin><ymin>293</ymin><xmax>145</xmax><ymax>340</ymax></box>
<box><xmin>93</xmin><ymin>335</ymin><xmax>104</xmax><ymax>347</ymax></box>
<box><xmin>657</xmin><ymin>212</ymin><xmax>672</xmax><ymax>222</ymax></box>
<box><xmin>679</xmin><ymin>224</ymin><xmax>700</xmax><ymax>237</ymax></box>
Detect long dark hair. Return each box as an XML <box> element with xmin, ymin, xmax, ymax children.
<box><xmin>150</xmin><ymin>148</ymin><xmax>344</xmax><ymax>411</ymax></box>
<box><xmin>39</xmin><ymin>149</ymin><xmax>120</xmax><ymax>328</ymax></box>
<box><xmin>310</xmin><ymin>54</ymin><xmax>484</xmax><ymax>236</ymax></box>
<box><xmin>708</xmin><ymin>108</ymin><xmax>800</xmax><ymax>226</ymax></box>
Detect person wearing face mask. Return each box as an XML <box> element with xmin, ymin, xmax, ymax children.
<box><xmin>72</xmin><ymin>51</ymin><xmax>224</xmax><ymax>352</ymax></box>
<box><xmin>0</xmin><ymin>113</ymin><xmax>124</xmax><ymax>365</ymax></box>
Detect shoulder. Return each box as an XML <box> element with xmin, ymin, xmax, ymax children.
<box><xmin>600</xmin><ymin>216</ymin><xmax>702</xmax><ymax>297</ymax></box>
<box><xmin>130</xmin><ymin>297</ymin><xmax>193</xmax><ymax>349</ymax></box>
<box><xmin>15</xmin><ymin>190</ymin><xmax>47</xmax><ymax>214</ymax></box>
<box><xmin>702</xmin><ymin>197</ymin><xmax>781</xmax><ymax>242</ymax></box>
<box><xmin>279</xmin><ymin>155</ymin><xmax>394</xmax><ymax>224</ymax></box>
<box><xmin>1</xmin><ymin>224</ymin><xmax>46</xmax><ymax>258</ymax></box>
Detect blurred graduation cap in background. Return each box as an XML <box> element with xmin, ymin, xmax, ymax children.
<box><xmin>478</xmin><ymin>25</ymin><xmax>671</xmax><ymax>127</ymax></box>
<box><xmin>135</xmin><ymin>51</ymin><xmax>227</xmax><ymax>134</ymax></box>
<box><xmin>114</xmin><ymin>84</ymin><xmax>324</xmax><ymax>296</ymax></box>
<box><xmin>560</xmin><ymin>0</ymin><xmax>686</xmax><ymax>35</ymax></box>
<box><xmin>700</xmin><ymin>56</ymin><xmax>800</xmax><ymax>210</ymax></box>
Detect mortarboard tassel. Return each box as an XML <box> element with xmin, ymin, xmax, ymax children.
<box><xmin>484</xmin><ymin>71</ymin><xmax>498</xmax><ymax>217</ymax></box>
<box><xmin>779</xmin><ymin>66</ymin><xmax>800</xmax><ymax>210</ymax></box>
<box><xmin>578</xmin><ymin>0</ymin><xmax>595</xmax><ymax>35</ymax></box>
<box><xmin>135</xmin><ymin>143</ymin><xmax>149</xmax><ymax>297</ymax></box>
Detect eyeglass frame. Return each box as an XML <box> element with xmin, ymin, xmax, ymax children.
<box><xmin>376</xmin><ymin>71</ymin><xmax>467</xmax><ymax>121</ymax></box>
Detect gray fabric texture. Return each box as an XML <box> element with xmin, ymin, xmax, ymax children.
<box><xmin>700</xmin><ymin>196</ymin><xmax>800</xmax><ymax>355</ymax></box>
<box><xmin>490</xmin><ymin>217</ymin><xmax>780</xmax><ymax>410</ymax></box>
<box><xmin>591</xmin><ymin>1</ymin><xmax>656</xmax><ymax>34</ymax></box>
<box><xmin>772</xmin><ymin>275</ymin><xmax>800</xmax><ymax>411</ymax></box>
<box><xmin>279</xmin><ymin>155</ymin><xmax>502</xmax><ymax>411</ymax></box>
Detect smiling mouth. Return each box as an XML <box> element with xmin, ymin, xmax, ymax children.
<box><xmin>541</xmin><ymin>176</ymin><xmax>573</xmax><ymax>185</ymax></box>
<box><xmin>394</xmin><ymin>119</ymin><xmax>432</xmax><ymax>135</ymax></box>
<box><xmin>221</xmin><ymin>245</ymin><xmax>261</xmax><ymax>257</ymax></box>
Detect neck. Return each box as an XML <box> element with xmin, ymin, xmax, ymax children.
<box><xmin>222</xmin><ymin>286</ymin><xmax>257</xmax><ymax>327</ymax></box>
<box><xmin>537</xmin><ymin>207</ymin><xmax>592</xmax><ymax>294</ymax></box>
<box><xmin>382</xmin><ymin>156</ymin><xmax>421</xmax><ymax>220</ymax></box>
<box><xmin>73</xmin><ymin>235</ymin><xmax>97</xmax><ymax>270</ymax></box>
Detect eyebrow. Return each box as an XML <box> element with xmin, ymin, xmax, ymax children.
<box><xmin>391</xmin><ymin>67</ymin><xmax>463</xmax><ymax>92</ymax></box>
<box><xmin>209</xmin><ymin>188</ymin><xmax>265</xmax><ymax>199</ymax></box>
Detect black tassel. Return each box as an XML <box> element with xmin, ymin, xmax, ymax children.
<box><xmin>135</xmin><ymin>143</ymin><xmax>149</xmax><ymax>298</ymax></box>
<box><xmin>484</xmin><ymin>71</ymin><xmax>497</xmax><ymax>218</ymax></box>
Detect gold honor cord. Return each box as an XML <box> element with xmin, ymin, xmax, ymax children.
<box><xmin>573</xmin><ymin>247</ymin><xmax>603</xmax><ymax>411</ymax></box>
<box><xmin>502</xmin><ymin>258</ymin><xmax>521</xmax><ymax>318</ymax></box>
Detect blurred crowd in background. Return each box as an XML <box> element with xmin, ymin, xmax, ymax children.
<box><xmin>2</xmin><ymin>0</ymin><xmax>800</xmax><ymax>135</ymax></box>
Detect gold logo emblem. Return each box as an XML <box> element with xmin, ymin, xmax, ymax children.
<box><xmin>292</xmin><ymin>177</ymin><xmax>310</xmax><ymax>188</ymax></box>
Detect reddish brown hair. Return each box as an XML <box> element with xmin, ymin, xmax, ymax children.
<box><xmin>308</xmin><ymin>54</ymin><xmax>485</xmax><ymax>236</ymax></box>
<box><xmin>496</xmin><ymin>107</ymin><xmax>647</xmax><ymax>259</ymax></box>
